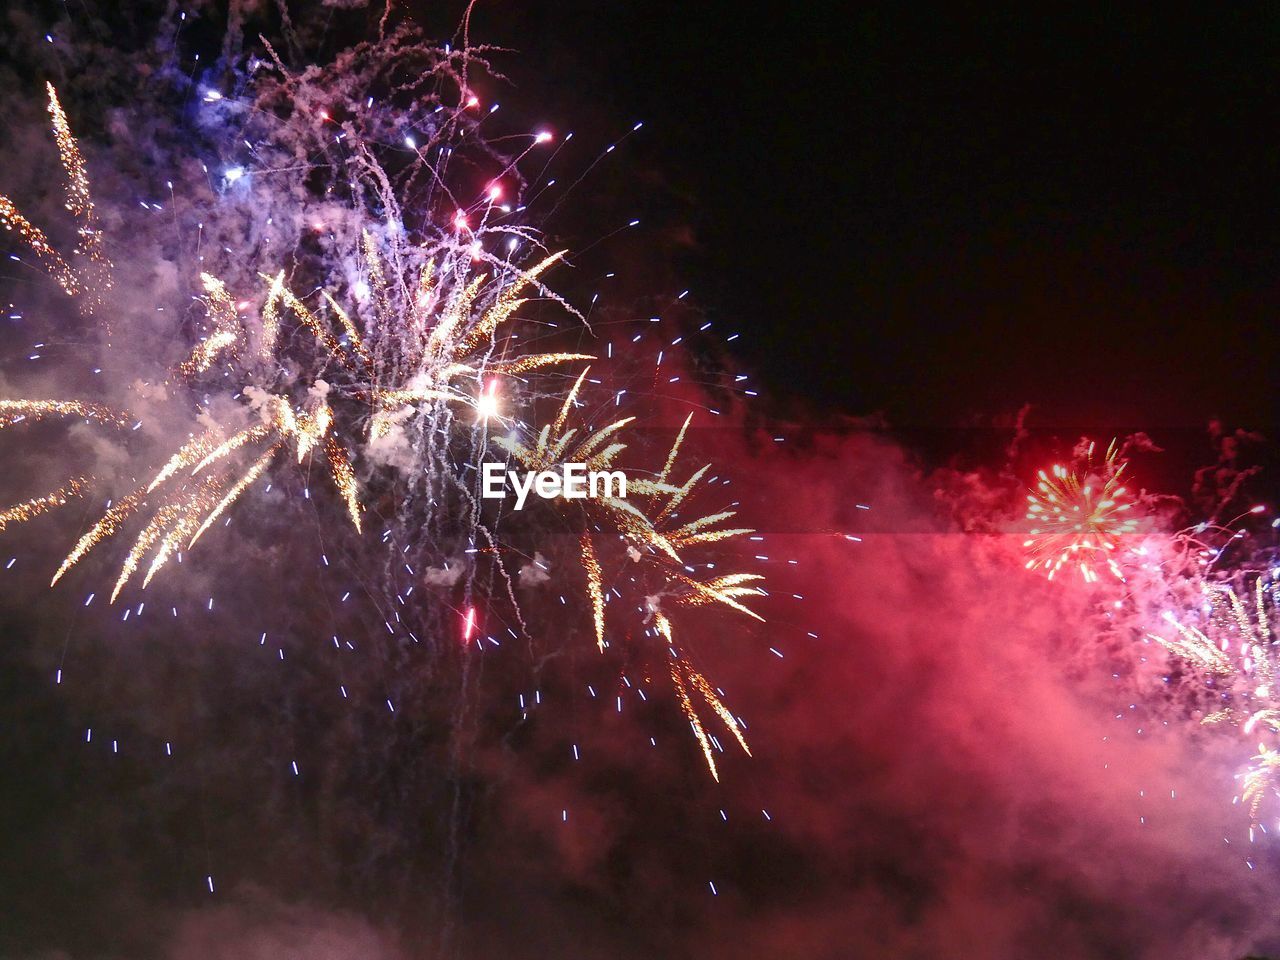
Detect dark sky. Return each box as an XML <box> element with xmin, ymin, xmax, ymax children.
<box><xmin>455</xmin><ymin>4</ymin><xmax>1280</xmax><ymax>434</ymax></box>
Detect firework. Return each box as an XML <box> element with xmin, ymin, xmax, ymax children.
<box><xmin>0</xmin><ymin>84</ymin><xmax>110</xmax><ymax>306</ymax></box>
<box><xmin>0</xmin><ymin>477</ymin><xmax>89</xmax><ymax>533</ymax></box>
<box><xmin>0</xmin><ymin>399</ymin><xmax>129</xmax><ymax>429</ymax></box>
<box><xmin>1023</xmin><ymin>439</ymin><xmax>1139</xmax><ymax>582</ymax></box>
<box><xmin>580</xmin><ymin>532</ymin><xmax>606</xmax><ymax>652</ymax></box>
<box><xmin>0</xmin><ymin>399</ymin><xmax>130</xmax><ymax>541</ymax></box>
<box><xmin>1150</xmin><ymin>575</ymin><xmax>1280</xmax><ymax>820</ymax></box>
<box><xmin>0</xmin><ymin>52</ymin><xmax>766</xmax><ymax>787</ymax></box>
<box><xmin>658</xmin><ymin>614</ymin><xmax>752</xmax><ymax>782</ymax></box>
<box><xmin>495</xmin><ymin>393</ymin><xmax>764</xmax><ymax>776</ymax></box>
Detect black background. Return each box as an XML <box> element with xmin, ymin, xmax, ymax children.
<box><xmin>446</xmin><ymin>3</ymin><xmax>1280</xmax><ymax>436</ymax></box>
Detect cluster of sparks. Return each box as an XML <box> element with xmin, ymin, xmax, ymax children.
<box><xmin>1021</xmin><ymin>438</ymin><xmax>1280</xmax><ymax>833</ymax></box>
<box><xmin>0</xmin><ymin>85</ymin><xmax>111</xmax><ymax>307</ymax></box>
<box><xmin>0</xmin><ymin>78</ymin><xmax>765</xmax><ymax>781</ymax></box>
<box><xmin>1150</xmin><ymin>576</ymin><xmax>1280</xmax><ymax>822</ymax></box>
<box><xmin>498</xmin><ymin>395</ymin><xmax>760</xmax><ymax>779</ymax></box>
<box><xmin>1023</xmin><ymin>440</ymin><xmax>1138</xmax><ymax>582</ymax></box>
<box><xmin>0</xmin><ymin>475</ymin><xmax>88</xmax><ymax>534</ymax></box>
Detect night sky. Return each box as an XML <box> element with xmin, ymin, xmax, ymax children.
<box><xmin>467</xmin><ymin>4</ymin><xmax>1280</xmax><ymax>432</ymax></box>
<box><xmin>3</xmin><ymin>4</ymin><xmax>1280</xmax><ymax>959</ymax></box>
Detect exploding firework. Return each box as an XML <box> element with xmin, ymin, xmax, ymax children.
<box><xmin>1023</xmin><ymin>439</ymin><xmax>1139</xmax><ymax>582</ymax></box>
<box><xmin>496</xmin><ymin>402</ymin><xmax>761</xmax><ymax>778</ymax></box>
<box><xmin>0</xmin><ymin>33</ymin><xmax>764</xmax><ymax>783</ymax></box>
<box><xmin>1150</xmin><ymin>574</ymin><xmax>1280</xmax><ymax>823</ymax></box>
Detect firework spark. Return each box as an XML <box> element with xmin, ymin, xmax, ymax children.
<box><xmin>496</xmin><ymin>391</ymin><xmax>764</xmax><ymax>775</ymax></box>
<box><xmin>0</xmin><ymin>477</ymin><xmax>89</xmax><ymax>534</ymax></box>
<box><xmin>0</xmin><ymin>84</ymin><xmax>110</xmax><ymax>306</ymax></box>
<box><xmin>580</xmin><ymin>532</ymin><xmax>606</xmax><ymax>652</ymax></box>
<box><xmin>0</xmin><ymin>399</ymin><xmax>129</xmax><ymax>429</ymax></box>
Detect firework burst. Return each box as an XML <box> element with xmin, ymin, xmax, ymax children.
<box><xmin>1150</xmin><ymin>574</ymin><xmax>1280</xmax><ymax>822</ymax></box>
<box><xmin>1024</xmin><ymin>439</ymin><xmax>1139</xmax><ymax>582</ymax></box>
<box><xmin>0</xmin><ymin>43</ymin><xmax>765</xmax><ymax>782</ymax></box>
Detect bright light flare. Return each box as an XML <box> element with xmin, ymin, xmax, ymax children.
<box><xmin>475</xmin><ymin>379</ymin><xmax>500</xmax><ymax>421</ymax></box>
